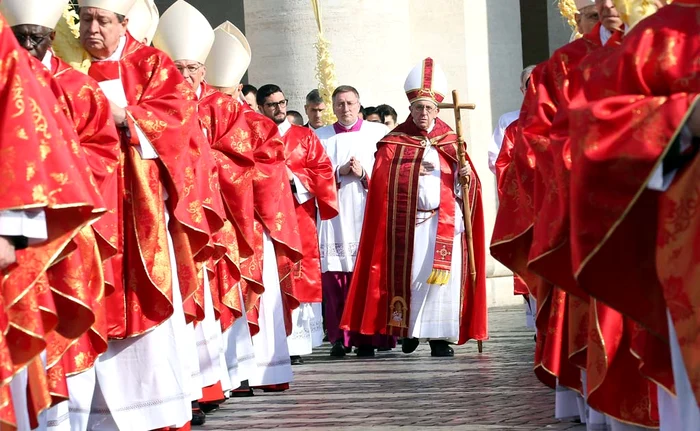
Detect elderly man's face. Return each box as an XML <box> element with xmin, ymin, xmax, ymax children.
<box><xmin>410</xmin><ymin>100</ymin><xmax>439</xmax><ymax>131</ymax></box>
<box><xmin>305</xmin><ymin>102</ymin><xmax>326</xmax><ymax>129</ymax></box>
<box><xmin>595</xmin><ymin>0</ymin><xmax>624</xmax><ymax>31</ymax></box>
<box><xmin>80</xmin><ymin>7</ymin><xmax>128</xmax><ymax>59</ymax></box>
<box><xmin>12</xmin><ymin>24</ymin><xmax>54</xmax><ymax>61</ymax></box>
<box><xmin>332</xmin><ymin>91</ymin><xmax>360</xmax><ymax>126</ymax></box>
<box><xmin>575</xmin><ymin>6</ymin><xmax>600</xmax><ymax>35</ymax></box>
<box><xmin>174</xmin><ymin>60</ymin><xmax>206</xmax><ymax>92</ymax></box>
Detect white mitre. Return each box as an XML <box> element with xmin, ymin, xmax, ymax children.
<box><xmin>77</xmin><ymin>0</ymin><xmax>137</xmax><ymax>16</ymax></box>
<box><xmin>0</xmin><ymin>0</ymin><xmax>68</xmax><ymax>29</ymax></box>
<box><xmin>152</xmin><ymin>1</ymin><xmax>214</xmax><ymax>63</ymax></box>
<box><xmin>205</xmin><ymin>21</ymin><xmax>251</xmax><ymax>89</ymax></box>
<box><xmin>403</xmin><ymin>57</ymin><xmax>448</xmax><ymax>106</ymax></box>
<box><xmin>127</xmin><ymin>0</ymin><xmax>159</xmax><ymax>45</ymax></box>
<box><xmin>575</xmin><ymin>0</ymin><xmax>596</xmax><ymax>10</ymax></box>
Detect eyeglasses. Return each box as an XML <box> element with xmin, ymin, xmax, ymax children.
<box><xmin>175</xmin><ymin>63</ymin><xmax>204</xmax><ymax>74</ymax></box>
<box><xmin>264</xmin><ymin>99</ymin><xmax>288</xmax><ymax>110</ymax></box>
<box><xmin>335</xmin><ymin>101</ymin><xmax>358</xmax><ymax>109</ymax></box>
<box><xmin>13</xmin><ymin>32</ymin><xmax>52</xmax><ymax>47</ymax></box>
<box><xmin>412</xmin><ymin>105</ymin><xmax>437</xmax><ymax>114</ymax></box>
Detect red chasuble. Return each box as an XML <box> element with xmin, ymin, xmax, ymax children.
<box><xmin>568</xmin><ymin>0</ymin><xmax>700</xmax><ymax>406</ymax></box>
<box><xmin>197</xmin><ymin>83</ymin><xmax>256</xmax><ymax>330</ymax></box>
<box><xmin>282</xmin><ymin>124</ymin><xmax>338</xmax><ymax>303</ymax></box>
<box><xmin>0</xmin><ymin>18</ymin><xmax>105</xmax><ymax>427</ymax></box>
<box><xmin>340</xmin><ymin>117</ymin><xmax>487</xmax><ymax>344</ymax></box>
<box><xmin>495</xmin><ymin>122</ymin><xmax>530</xmax><ymax>297</ymax></box>
<box><xmin>490</xmin><ymin>63</ymin><xmax>547</xmax><ymax>291</ymax></box>
<box><xmin>24</xmin><ymin>53</ymin><xmax>122</xmax><ymax>407</ymax></box>
<box><xmin>236</xmin><ymin>104</ymin><xmax>303</xmax><ymax>336</ymax></box>
<box><xmin>87</xmin><ymin>34</ymin><xmax>210</xmax><ymax>339</ymax></box>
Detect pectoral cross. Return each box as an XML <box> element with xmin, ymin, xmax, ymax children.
<box><xmin>438</xmin><ymin>91</ymin><xmax>483</xmax><ymax>354</ymax></box>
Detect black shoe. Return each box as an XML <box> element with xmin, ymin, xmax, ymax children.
<box><xmin>199</xmin><ymin>402</ymin><xmax>220</xmax><ymax>414</ymax></box>
<box><xmin>290</xmin><ymin>355</ymin><xmax>304</xmax><ymax>365</ymax></box>
<box><xmin>401</xmin><ymin>337</ymin><xmax>420</xmax><ymax>354</ymax></box>
<box><xmin>429</xmin><ymin>340</ymin><xmax>454</xmax><ymax>357</ymax></box>
<box><xmin>192</xmin><ymin>401</ymin><xmax>206</xmax><ymax>426</ymax></box>
<box><xmin>356</xmin><ymin>345</ymin><xmax>375</xmax><ymax>357</ymax></box>
<box><xmin>377</xmin><ymin>347</ymin><xmax>392</xmax><ymax>352</ymax></box>
<box><xmin>230</xmin><ymin>380</ymin><xmax>254</xmax><ymax>398</ymax></box>
<box><xmin>330</xmin><ymin>341</ymin><xmax>346</xmax><ymax>357</ymax></box>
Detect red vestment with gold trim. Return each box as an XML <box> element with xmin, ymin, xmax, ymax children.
<box><xmin>340</xmin><ymin>118</ymin><xmax>487</xmax><ymax>344</ymax></box>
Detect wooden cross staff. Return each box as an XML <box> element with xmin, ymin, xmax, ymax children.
<box><xmin>437</xmin><ymin>90</ymin><xmax>482</xmax><ymax>354</ymax></box>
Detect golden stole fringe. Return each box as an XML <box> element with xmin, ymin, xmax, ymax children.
<box><xmin>426</xmin><ymin>269</ymin><xmax>450</xmax><ymax>286</ymax></box>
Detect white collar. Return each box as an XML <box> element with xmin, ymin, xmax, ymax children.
<box><xmin>94</xmin><ymin>35</ymin><xmax>126</xmax><ymax>62</ymax></box>
<box><xmin>339</xmin><ymin>118</ymin><xmax>359</xmax><ymax>130</ymax></box>
<box><xmin>41</xmin><ymin>50</ymin><xmax>53</xmax><ymax>71</ymax></box>
<box><xmin>195</xmin><ymin>83</ymin><xmax>202</xmax><ymax>99</ymax></box>
<box><xmin>600</xmin><ymin>25</ymin><xmax>613</xmax><ymax>46</ymax></box>
<box><xmin>427</xmin><ymin>120</ymin><xmax>435</xmax><ymax>134</ymax></box>
<box><xmin>278</xmin><ymin>118</ymin><xmax>292</xmax><ymax>137</ymax></box>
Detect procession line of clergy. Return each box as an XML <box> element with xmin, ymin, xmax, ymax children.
<box><xmin>491</xmin><ymin>0</ymin><xmax>700</xmax><ymax>429</ymax></box>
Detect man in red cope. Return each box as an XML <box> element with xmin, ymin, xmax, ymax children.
<box><xmin>0</xmin><ymin>1</ymin><xmax>123</xmax><ymax>428</ymax></box>
<box><xmin>60</xmin><ymin>0</ymin><xmax>212</xmax><ymax>429</ymax></box>
<box><xmin>206</xmin><ymin>21</ymin><xmax>303</xmax><ymax>393</ymax></box>
<box><xmin>492</xmin><ymin>0</ymin><xmax>629</xmax><ymax>425</ymax></box>
<box><xmin>566</xmin><ymin>1</ymin><xmax>700</xmax><ymax>427</ymax></box>
<box><xmin>0</xmin><ymin>11</ymin><xmax>107</xmax><ymax>428</ymax></box>
<box><xmin>257</xmin><ymin>84</ymin><xmax>338</xmax><ymax>365</ymax></box>
<box><xmin>199</xmin><ymin>20</ymin><xmax>260</xmax><ymax>397</ymax></box>
<box><xmin>340</xmin><ymin>58</ymin><xmax>488</xmax><ymax>358</ymax></box>
<box><xmin>152</xmin><ymin>1</ymin><xmax>236</xmax><ymax>425</ymax></box>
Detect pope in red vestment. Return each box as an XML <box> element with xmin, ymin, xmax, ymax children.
<box><xmin>567</xmin><ymin>0</ymin><xmax>700</xmax><ymax>416</ymax></box>
<box><xmin>341</xmin><ymin>58</ymin><xmax>488</xmax><ymax>357</ymax></box>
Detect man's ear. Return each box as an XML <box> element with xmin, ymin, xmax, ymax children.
<box><xmin>120</xmin><ymin>17</ymin><xmax>129</xmax><ymax>36</ymax></box>
<box><xmin>50</xmin><ymin>31</ymin><xmax>57</xmax><ymax>42</ymax></box>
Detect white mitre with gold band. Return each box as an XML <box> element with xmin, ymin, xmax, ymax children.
<box><xmin>77</xmin><ymin>0</ymin><xmax>137</xmax><ymax>16</ymax></box>
<box><xmin>0</xmin><ymin>0</ymin><xmax>68</xmax><ymax>29</ymax></box>
<box><xmin>403</xmin><ymin>57</ymin><xmax>448</xmax><ymax>106</ymax></box>
<box><xmin>127</xmin><ymin>0</ymin><xmax>159</xmax><ymax>45</ymax></box>
<box><xmin>152</xmin><ymin>0</ymin><xmax>214</xmax><ymax>63</ymax></box>
<box><xmin>205</xmin><ymin>21</ymin><xmax>251</xmax><ymax>89</ymax></box>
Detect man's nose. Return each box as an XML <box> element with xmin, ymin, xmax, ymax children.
<box><xmin>89</xmin><ymin>20</ymin><xmax>101</xmax><ymax>34</ymax></box>
<box><xmin>19</xmin><ymin>38</ymin><xmax>33</xmax><ymax>50</ymax></box>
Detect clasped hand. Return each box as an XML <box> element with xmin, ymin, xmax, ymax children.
<box><xmin>339</xmin><ymin>157</ymin><xmax>364</xmax><ymax>178</ymax></box>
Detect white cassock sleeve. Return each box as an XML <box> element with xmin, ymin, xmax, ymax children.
<box><xmin>0</xmin><ymin>210</ymin><xmax>48</xmax><ymax>244</ymax></box>
<box><xmin>488</xmin><ymin>128</ymin><xmax>503</xmax><ymax>175</ymax></box>
<box><xmin>648</xmin><ymin>125</ymin><xmax>693</xmax><ymax>192</ymax></box>
<box><xmin>291</xmin><ymin>174</ymin><xmax>314</xmax><ymax>205</ymax></box>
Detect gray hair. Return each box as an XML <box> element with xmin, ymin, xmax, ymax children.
<box><xmin>332</xmin><ymin>85</ymin><xmax>360</xmax><ymax>101</ymax></box>
<box><xmin>520</xmin><ymin>65</ymin><xmax>536</xmax><ymax>85</ymax></box>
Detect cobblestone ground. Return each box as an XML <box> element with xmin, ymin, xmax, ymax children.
<box><xmin>201</xmin><ymin>307</ymin><xmax>585</xmax><ymax>430</ymax></box>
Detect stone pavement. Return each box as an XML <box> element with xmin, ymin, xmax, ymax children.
<box><xmin>201</xmin><ymin>307</ymin><xmax>586</xmax><ymax>430</ymax></box>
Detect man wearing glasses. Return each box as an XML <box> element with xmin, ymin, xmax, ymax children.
<box><xmin>315</xmin><ymin>86</ymin><xmax>391</xmax><ymax>357</ymax></box>
<box><xmin>257</xmin><ymin>84</ymin><xmax>338</xmax><ymax>366</ymax></box>
<box><xmin>340</xmin><ymin>58</ymin><xmax>488</xmax><ymax>358</ymax></box>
